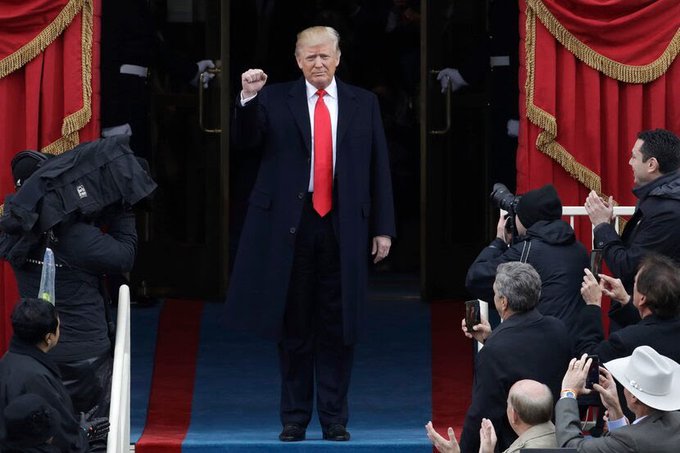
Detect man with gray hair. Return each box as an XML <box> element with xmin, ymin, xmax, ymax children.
<box><xmin>457</xmin><ymin>262</ymin><xmax>572</xmax><ymax>453</ymax></box>
<box><xmin>426</xmin><ymin>379</ymin><xmax>557</xmax><ymax>453</ymax></box>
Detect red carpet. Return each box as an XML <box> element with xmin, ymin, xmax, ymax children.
<box><xmin>431</xmin><ymin>300</ymin><xmax>473</xmax><ymax>440</ymax></box>
<box><xmin>136</xmin><ymin>299</ymin><xmax>205</xmax><ymax>453</ymax></box>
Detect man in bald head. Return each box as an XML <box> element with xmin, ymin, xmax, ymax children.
<box><xmin>426</xmin><ymin>379</ymin><xmax>557</xmax><ymax>453</ymax></box>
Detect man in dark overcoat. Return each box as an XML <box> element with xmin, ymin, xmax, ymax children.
<box><xmin>225</xmin><ymin>26</ymin><xmax>395</xmax><ymax>442</ymax></box>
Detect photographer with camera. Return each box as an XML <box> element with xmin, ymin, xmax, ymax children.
<box><xmin>466</xmin><ymin>184</ymin><xmax>589</xmax><ymax>334</ymax></box>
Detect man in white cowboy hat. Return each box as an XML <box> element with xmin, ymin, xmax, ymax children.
<box><xmin>556</xmin><ymin>346</ymin><xmax>680</xmax><ymax>452</ymax></box>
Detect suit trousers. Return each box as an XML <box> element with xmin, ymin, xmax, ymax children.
<box><xmin>278</xmin><ymin>195</ymin><xmax>354</xmax><ymax>428</ymax></box>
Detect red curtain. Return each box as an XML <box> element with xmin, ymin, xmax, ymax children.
<box><xmin>518</xmin><ymin>0</ymin><xmax>680</xmax><ymax>213</ymax></box>
<box><xmin>0</xmin><ymin>0</ymin><xmax>100</xmax><ymax>353</ymax></box>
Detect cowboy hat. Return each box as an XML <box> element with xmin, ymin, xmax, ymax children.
<box><xmin>605</xmin><ymin>345</ymin><xmax>680</xmax><ymax>411</ymax></box>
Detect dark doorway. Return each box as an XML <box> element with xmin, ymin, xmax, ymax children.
<box><xmin>127</xmin><ymin>0</ymin><xmax>227</xmax><ymax>300</ymax></box>
<box><xmin>420</xmin><ymin>0</ymin><xmax>493</xmax><ymax>300</ymax></box>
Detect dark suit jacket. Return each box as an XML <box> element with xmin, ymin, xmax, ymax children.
<box><xmin>459</xmin><ymin>309</ymin><xmax>572</xmax><ymax>453</ymax></box>
<box><xmin>575</xmin><ymin>308</ymin><xmax>680</xmax><ymax>364</ymax></box>
<box><xmin>593</xmin><ymin>171</ymin><xmax>680</xmax><ymax>291</ymax></box>
<box><xmin>225</xmin><ymin>78</ymin><xmax>395</xmax><ymax>345</ymax></box>
<box><xmin>556</xmin><ymin>397</ymin><xmax>680</xmax><ymax>452</ymax></box>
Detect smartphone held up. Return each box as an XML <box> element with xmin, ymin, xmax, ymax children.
<box><xmin>586</xmin><ymin>354</ymin><xmax>599</xmax><ymax>390</ymax></box>
<box><xmin>465</xmin><ymin>299</ymin><xmax>482</xmax><ymax>332</ymax></box>
<box><xmin>590</xmin><ymin>249</ymin><xmax>603</xmax><ymax>282</ymax></box>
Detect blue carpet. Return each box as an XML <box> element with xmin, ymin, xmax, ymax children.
<box><xmin>130</xmin><ymin>303</ymin><xmax>161</xmax><ymax>442</ymax></box>
<box><xmin>130</xmin><ymin>274</ymin><xmax>433</xmax><ymax>451</ymax></box>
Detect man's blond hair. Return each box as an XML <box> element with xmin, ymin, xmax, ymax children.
<box><xmin>295</xmin><ymin>26</ymin><xmax>341</xmax><ymax>56</ymax></box>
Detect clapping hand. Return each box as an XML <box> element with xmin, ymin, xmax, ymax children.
<box><xmin>425</xmin><ymin>421</ymin><xmax>459</xmax><ymax>453</ymax></box>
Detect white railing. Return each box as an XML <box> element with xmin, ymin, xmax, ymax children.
<box><xmin>561</xmin><ymin>206</ymin><xmax>635</xmax><ymax>234</ymax></box>
<box><xmin>108</xmin><ymin>284</ymin><xmax>131</xmax><ymax>453</ymax></box>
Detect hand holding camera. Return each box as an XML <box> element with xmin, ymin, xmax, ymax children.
<box><xmin>496</xmin><ymin>210</ymin><xmax>513</xmax><ymax>245</ymax></box>
<box><xmin>490</xmin><ymin>183</ymin><xmax>521</xmax><ymax>238</ymax></box>
<box><xmin>581</xmin><ymin>268</ymin><xmax>603</xmax><ymax>306</ymax></box>
<box><xmin>599</xmin><ymin>274</ymin><xmax>629</xmax><ymax>304</ymax></box>
<box><xmin>80</xmin><ymin>411</ymin><xmax>110</xmax><ymax>442</ymax></box>
<box><xmin>561</xmin><ymin>353</ymin><xmax>595</xmax><ymax>397</ymax></box>
<box><xmin>592</xmin><ymin>366</ymin><xmax>625</xmax><ymax>422</ymax></box>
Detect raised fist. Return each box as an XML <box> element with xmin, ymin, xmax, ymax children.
<box><xmin>241</xmin><ymin>69</ymin><xmax>268</xmax><ymax>98</ymax></box>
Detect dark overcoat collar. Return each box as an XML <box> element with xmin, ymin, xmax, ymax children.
<box><xmin>8</xmin><ymin>336</ymin><xmax>62</xmax><ymax>378</ymax></box>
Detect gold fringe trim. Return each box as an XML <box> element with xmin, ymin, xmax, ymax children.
<box><xmin>0</xmin><ymin>0</ymin><xmax>84</xmax><ymax>78</ymax></box>
<box><xmin>1</xmin><ymin>0</ymin><xmax>93</xmax><ymax>214</ymax></box>
<box><xmin>525</xmin><ymin>6</ymin><xmax>603</xmax><ymax>196</ymax></box>
<box><xmin>41</xmin><ymin>0</ymin><xmax>93</xmax><ymax>155</ymax></box>
<box><xmin>528</xmin><ymin>0</ymin><xmax>680</xmax><ymax>83</ymax></box>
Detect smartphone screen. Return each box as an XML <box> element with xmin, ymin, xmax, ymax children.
<box><xmin>465</xmin><ymin>299</ymin><xmax>481</xmax><ymax>332</ymax></box>
<box><xmin>585</xmin><ymin>354</ymin><xmax>599</xmax><ymax>389</ymax></box>
<box><xmin>590</xmin><ymin>249</ymin><xmax>603</xmax><ymax>282</ymax></box>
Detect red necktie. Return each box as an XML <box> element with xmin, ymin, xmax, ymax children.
<box><xmin>313</xmin><ymin>89</ymin><xmax>332</xmax><ymax>217</ymax></box>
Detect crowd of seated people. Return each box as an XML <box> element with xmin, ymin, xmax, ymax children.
<box><xmin>428</xmin><ymin>128</ymin><xmax>680</xmax><ymax>453</ymax></box>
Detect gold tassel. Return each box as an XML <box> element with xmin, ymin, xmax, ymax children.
<box><xmin>0</xmin><ymin>0</ymin><xmax>84</xmax><ymax>78</ymax></box>
<box><xmin>525</xmin><ymin>6</ymin><xmax>604</xmax><ymax>197</ymax></box>
<box><xmin>0</xmin><ymin>0</ymin><xmax>94</xmax><ymax>214</ymax></box>
<box><xmin>42</xmin><ymin>0</ymin><xmax>94</xmax><ymax>155</ymax></box>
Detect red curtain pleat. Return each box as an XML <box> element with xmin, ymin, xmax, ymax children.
<box><xmin>518</xmin><ymin>1</ymin><xmax>680</xmax><ymax>206</ymax></box>
<box><xmin>0</xmin><ymin>0</ymin><xmax>100</xmax><ymax>353</ymax></box>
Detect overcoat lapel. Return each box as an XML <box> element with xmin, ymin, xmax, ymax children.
<box><xmin>287</xmin><ymin>79</ymin><xmax>311</xmax><ymax>155</ymax></box>
<box><xmin>336</xmin><ymin>80</ymin><xmax>358</xmax><ymax>148</ymax></box>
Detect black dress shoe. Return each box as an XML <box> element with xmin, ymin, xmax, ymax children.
<box><xmin>323</xmin><ymin>424</ymin><xmax>350</xmax><ymax>441</ymax></box>
<box><xmin>279</xmin><ymin>423</ymin><xmax>306</xmax><ymax>442</ymax></box>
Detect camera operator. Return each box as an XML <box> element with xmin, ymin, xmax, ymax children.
<box><xmin>466</xmin><ymin>184</ymin><xmax>589</xmax><ymax>334</ymax></box>
<box><xmin>0</xmin><ymin>150</ymin><xmax>137</xmax><ymax>451</ymax></box>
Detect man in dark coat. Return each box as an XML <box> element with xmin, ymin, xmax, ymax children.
<box><xmin>7</xmin><ymin>209</ymin><xmax>136</xmax><ymax>419</ymax></box>
<box><xmin>578</xmin><ymin>253</ymin><xmax>680</xmax><ymax>420</ymax></box>
<box><xmin>0</xmin><ymin>299</ymin><xmax>107</xmax><ymax>452</ymax></box>
<box><xmin>225</xmin><ymin>26</ymin><xmax>395</xmax><ymax>442</ymax></box>
<box><xmin>466</xmin><ymin>184</ymin><xmax>589</xmax><ymax>335</ymax></box>
<box><xmin>460</xmin><ymin>262</ymin><xmax>572</xmax><ymax>453</ymax></box>
<box><xmin>585</xmin><ymin>129</ymin><xmax>680</xmax><ymax>326</ymax></box>
<box><xmin>0</xmin><ymin>147</ymin><xmax>140</xmax><ymax>423</ymax></box>
<box><xmin>578</xmin><ymin>253</ymin><xmax>680</xmax><ymax>364</ymax></box>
